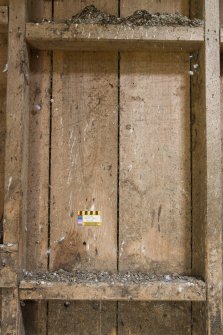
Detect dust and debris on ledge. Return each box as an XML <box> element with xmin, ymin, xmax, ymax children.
<box><xmin>41</xmin><ymin>5</ymin><xmax>203</xmax><ymax>27</ymax></box>
<box><xmin>22</xmin><ymin>269</ymin><xmax>205</xmax><ymax>286</ymax></box>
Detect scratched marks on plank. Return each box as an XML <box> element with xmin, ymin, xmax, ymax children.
<box><xmin>119</xmin><ymin>52</ymin><xmax>191</xmax><ymax>274</ymax></box>
<box><xmin>50</xmin><ymin>51</ymin><xmax>117</xmax><ymax>272</ymax></box>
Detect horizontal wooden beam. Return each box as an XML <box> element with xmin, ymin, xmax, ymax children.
<box><xmin>26</xmin><ymin>23</ymin><xmax>204</xmax><ymax>52</ymax></box>
<box><xmin>0</xmin><ymin>243</ymin><xmax>18</xmax><ymax>253</ymax></box>
<box><xmin>20</xmin><ymin>277</ymin><xmax>206</xmax><ymax>301</ymax></box>
<box><xmin>0</xmin><ymin>6</ymin><xmax>8</xmax><ymax>33</ymax></box>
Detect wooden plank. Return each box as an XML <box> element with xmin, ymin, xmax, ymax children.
<box><xmin>0</xmin><ymin>249</ymin><xmax>17</xmax><ymax>287</ymax></box>
<box><xmin>48</xmin><ymin>2</ymin><xmax>118</xmax><ymax>334</ymax></box>
<box><xmin>220</xmin><ymin>29</ymin><xmax>223</xmax><ymax>51</ymax></box>
<box><xmin>119</xmin><ymin>49</ymin><xmax>192</xmax><ymax>335</ymax></box>
<box><xmin>118</xmin><ymin>302</ymin><xmax>192</xmax><ymax>335</ymax></box>
<box><xmin>220</xmin><ymin>0</ymin><xmax>223</xmax><ymax>28</ymax></box>
<box><xmin>120</xmin><ymin>0</ymin><xmax>189</xmax><ymax>15</ymax></box>
<box><xmin>4</xmin><ymin>0</ymin><xmax>29</xmax><ymax>254</ymax></box>
<box><xmin>0</xmin><ymin>243</ymin><xmax>18</xmax><ymax>252</ymax></box>
<box><xmin>20</xmin><ymin>277</ymin><xmax>206</xmax><ymax>301</ymax></box>
<box><xmin>119</xmin><ymin>2</ymin><xmax>192</xmax><ymax>334</ymax></box>
<box><xmin>2</xmin><ymin>289</ymin><xmax>25</xmax><ymax>335</ymax></box>
<box><xmin>0</xmin><ymin>6</ymin><xmax>8</xmax><ymax>33</ymax></box>
<box><xmin>0</xmin><ymin>8</ymin><xmax>7</xmax><ymax>332</ymax></box>
<box><xmin>0</xmin><ymin>23</ymin><xmax>7</xmax><ymax>245</ymax></box>
<box><xmin>204</xmin><ymin>0</ymin><xmax>223</xmax><ymax>334</ymax></box>
<box><xmin>2</xmin><ymin>0</ymin><xmax>28</xmax><ymax>333</ymax></box>
<box><xmin>26</xmin><ymin>0</ymin><xmax>51</xmax><ymax>277</ymax></box>
<box><xmin>190</xmin><ymin>0</ymin><xmax>204</xmax><ymax>19</ymax></box>
<box><xmin>22</xmin><ymin>301</ymin><xmax>48</xmax><ymax>335</ymax></box>
<box><xmin>47</xmin><ymin>301</ymin><xmax>117</xmax><ymax>335</ymax></box>
<box><xmin>119</xmin><ymin>51</ymin><xmax>191</xmax><ymax>274</ymax></box>
<box><xmin>23</xmin><ymin>2</ymin><xmax>52</xmax><ymax>335</ymax></box>
<box><xmin>26</xmin><ymin>23</ymin><xmax>204</xmax><ymax>52</ymax></box>
<box><xmin>50</xmin><ymin>51</ymin><xmax>117</xmax><ymax>272</ymax></box>
<box><xmin>190</xmin><ymin>46</ymin><xmax>207</xmax><ymax>334</ymax></box>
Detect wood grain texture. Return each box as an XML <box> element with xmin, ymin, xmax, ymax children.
<box><xmin>119</xmin><ymin>52</ymin><xmax>191</xmax><ymax>274</ymax></box>
<box><xmin>20</xmin><ymin>278</ymin><xmax>206</xmax><ymax>301</ymax></box>
<box><xmin>3</xmin><ymin>0</ymin><xmax>29</xmax><ymax>256</ymax></box>
<box><xmin>118</xmin><ymin>302</ymin><xmax>191</xmax><ymax>335</ymax></box>
<box><xmin>120</xmin><ymin>0</ymin><xmax>189</xmax><ymax>16</ymax></box>
<box><xmin>190</xmin><ymin>49</ymin><xmax>207</xmax><ymax>334</ymax></box>
<box><xmin>48</xmin><ymin>301</ymin><xmax>117</xmax><ymax>335</ymax></box>
<box><xmin>0</xmin><ymin>6</ymin><xmax>7</xmax><ymax>331</ymax></box>
<box><xmin>26</xmin><ymin>0</ymin><xmax>51</xmax><ymax>275</ymax></box>
<box><xmin>220</xmin><ymin>0</ymin><xmax>223</xmax><ymax>27</ymax></box>
<box><xmin>22</xmin><ymin>2</ymin><xmax>52</xmax><ymax>335</ymax></box>
<box><xmin>0</xmin><ymin>32</ymin><xmax>7</xmax><ymax>245</ymax></box>
<box><xmin>2</xmin><ymin>0</ymin><xmax>28</xmax><ymax>332</ymax></box>
<box><xmin>26</xmin><ymin>23</ymin><xmax>204</xmax><ymax>52</ymax></box>
<box><xmin>50</xmin><ymin>51</ymin><xmax>117</xmax><ymax>272</ymax></box>
<box><xmin>2</xmin><ymin>289</ymin><xmax>25</xmax><ymax>335</ymax></box>
<box><xmin>118</xmin><ymin>2</ymin><xmax>192</xmax><ymax>335</ymax></box>
<box><xmin>204</xmin><ymin>0</ymin><xmax>223</xmax><ymax>333</ymax></box>
<box><xmin>48</xmin><ymin>1</ymin><xmax>118</xmax><ymax>334</ymax></box>
<box><xmin>0</xmin><ymin>6</ymin><xmax>7</xmax><ymax>33</ymax></box>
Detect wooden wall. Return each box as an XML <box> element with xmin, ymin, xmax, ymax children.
<box><xmin>1</xmin><ymin>0</ymin><xmax>220</xmax><ymax>334</ymax></box>
<box><xmin>21</xmin><ymin>0</ymin><xmax>196</xmax><ymax>334</ymax></box>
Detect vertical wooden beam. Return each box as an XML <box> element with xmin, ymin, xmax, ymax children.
<box><xmin>204</xmin><ymin>0</ymin><xmax>223</xmax><ymax>333</ymax></box>
<box><xmin>191</xmin><ymin>48</ymin><xmax>207</xmax><ymax>334</ymax></box>
<box><xmin>4</xmin><ymin>0</ymin><xmax>29</xmax><ymax>264</ymax></box>
<box><xmin>22</xmin><ymin>1</ymin><xmax>52</xmax><ymax>334</ymax></box>
<box><xmin>2</xmin><ymin>0</ymin><xmax>29</xmax><ymax>333</ymax></box>
<box><xmin>2</xmin><ymin>289</ymin><xmax>25</xmax><ymax>335</ymax></box>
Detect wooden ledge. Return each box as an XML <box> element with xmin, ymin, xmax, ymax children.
<box><xmin>0</xmin><ymin>6</ymin><xmax>8</xmax><ymax>33</ymax></box>
<box><xmin>20</xmin><ymin>274</ymin><xmax>206</xmax><ymax>301</ymax></box>
<box><xmin>26</xmin><ymin>22</ymin><xmax>204</xmax><ymax>52</ymax></box>
<box><xmin>0</xmin><ymin>243</ymin><xmax>18</xmax><ymax>253</ymax></box>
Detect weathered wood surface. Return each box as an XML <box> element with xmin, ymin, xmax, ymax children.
<box><xmin>26</xmin><ymin>0</ymin><xmax>51</xmax><ymax>274</ymax></box>
<box><xmin>204</xmin><ymin>0</ymin><xmax>223</xmax><ymax>334</ymax></box>
<box><xmin>50</xmin><ymin>51</ymin><xmax>118</xmax><ymax>272</ymax></box>
<box><xmin>48</xmin><ymin>1</ymin><xmax>118</xmax><ymax>334</ymax></box>
<box><xmin>0</xmin><ymin>6</ymin><xmax>8</xmax><ymax>33</ymax></box>
<box><xmin>20</xmin><ymin>278</ymin><xmax>206</xmax><ymax>301</ymax></box>
<box><xmin>119</xmin><ymin>2</ymin><xmax>193</xmax><ymax>335</ymax></box>
<box><xmin>2</xmin><ymin>289</ymin><xmax>25</xmax><ymax>335</ymax></box>
<box><xmin>0</xmin><ymin>0</ymin><xmax>7</xmax><ymax>330</ymax></box>
<box><xmin>47</xmin><ymin>301</ymin><xmax>117</xmax><ymax>335</ymax></box>
<box><xmin>26</xmin><ymin>23</ymin><xmax>204</xmax><ymax>52</ymax></box>
<box><xmin>0</xmin><ymin>250</ymin><xmax>17</xmax><ymax>287</ymax></box>
<box><xmin>190</xmin><ymin>45</ymin><xmax>207</xmax><ymax>335</ymax></box>
<box><xmin>2</xmin><ymin>0</ymin><xmax>28</xmax><ymax>333</ymax></box>
<box><xmin>0</xmin><ymin>29</ymin><xmax>7</xmax><ymax>247</ymax></box>
<box><xmin>4</xmin><ymin>0</ymin><xmax>29</xmax><ymax>254</ymax></box>
<box><xmin>119</xmin><ymin>52</ymin><xmax>191</xmax><ymax>274</ymax></box>
<box><xmin>118</xmin><ymin>302</ymin><xmax>192</xmax><ymax>335</ymax></box>
<box><xmin>220</xmin><ymin>29</ymin><xmax>223</xmax><ymax>51</ymax></box>
<box><xmin>120</xmin><ymin>0</ymin><xmax>189</xmax><ymax>15</ymax></box>
<box><xmin>23</xmin><ymin>1</ymin><xmax>52</xmax><ymax>335</ymax></box>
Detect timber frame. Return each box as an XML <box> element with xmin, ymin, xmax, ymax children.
<box><xmin>0</xmin><ymin>1</ymin><xmax>222</xmax><ymax>334</ymax></box>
